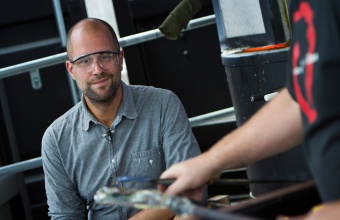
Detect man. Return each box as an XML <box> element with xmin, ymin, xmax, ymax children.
<box><xmin>41</xmin><ymin>18</ymin><xmax>201</xmax><ymax>219</ymax></box>
<box><xmin>160</xmin><ymin>0</ymin><xmax>340</xmax><ymax>219</ymax></box>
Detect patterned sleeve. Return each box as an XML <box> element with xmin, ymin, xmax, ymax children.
<box><xmin>160</xmin><ymin>91</ymin><xmax>201</xmax><ymax>168</ymax></box>
<box><xmin>41</xmin><ymin>126</ymin><xmax>85</xmax><ymax>220</ymax></box>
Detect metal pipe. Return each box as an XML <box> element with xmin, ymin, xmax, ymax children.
<box><xmin>0</xmin><ymin>52</ymin><xmax>67</xmax><ymax>79</ymax></box>
<box><xmin>0</xmin><ymin>157</ymin><xmax>42</xmax><ymax>177</ymax></box>
<box><xmin>0</xmin><ymin>15</ymin><xmax>216</xmax><ymax>79</ymax></box>
<box><xmin>120</xmin><ymin>15</ymin><xmax>216</xmax><ymax>47</ymax></box>
<box><xmin>193</xmin><ymin>206</ymin><xmax>259</xmax><ymax>220</ymax></box>
<box><xmin>119</xmin><ymin>29</ymin><xmax>165</xmax><ymax>48</ymax></box>
<box><xmin>0</xmin><ymin>37</ymin><xmax>60</xmax><ymax>56</ymax></box>
<box><xmin>189</xmin><ymin>107</ymin><xmax>235</xmax><ymax>127</ymax></box>
<box><xmin>186</xmin><ymin>14</ymin><xmax>216</xmax><ymax>29</ymax></box>
<box><xmin>52</xmin><ymin>0</ymin><xmax>67</xmax><ymax>47</ymax></box>
<box><xmin>52</xmin><ymin>0</ymin><xmax>81</xmax><ymax>104</ymax></box>
<box><xmin>66</xmin><ymin>69</ymin><xmax>81</xmax><ymax>104</ymax></box>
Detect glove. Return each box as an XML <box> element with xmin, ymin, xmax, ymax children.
<box><xmin>159</xmin><ymin>0</ymin><xmax>202</xmax><ymax>40</ymax></box>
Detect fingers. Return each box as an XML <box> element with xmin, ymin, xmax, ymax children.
<box><xmin>158</xmin><ymin>162</ymin><xmax>198</xmax><ymax>196</ymax></box>
<box><xmin>158</xmin><ymin>179</ymin><xmax>204</xmax><ymax>202</ymax></box>
<box><xmin>165</xmin><ymin>176</ymin><xmax>192</xmax><ymax>195</ymax></box>
<box><xmin>159</xmin><ymin>155</ymin><xmax>214</xmax><ymax>196</ymax></box>
<box><xmin>162</xmin><ymin>171</ymin><xmax>189</xmax><ymax>195</ymax></box>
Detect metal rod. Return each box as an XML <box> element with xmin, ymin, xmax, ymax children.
<box><xmin>52</xmin><ymin>0</ymin><xmax>67</xmax><ymax>47</ymax></box>
<box><xmin>193</xmin><ymin>205</ymin><xmax>259</xmax><ymax>220</ymax></box>
<box><xmin>186</xmin><ymin>14</ymin><xmax>216</xmax><ymax>29</ymax></box>
<box><xmin>0</xmin><ymin>15</ymin><xmax>216</xmax><ymax>79</ymax></box>
<box><xmin>0</xmin><ymin>157</ymin><xmax>42</xmax><ymax>177</ymax></box>
<box><xmin>0</xmin><ymin>37</ymin><xmax>60</xmax><ymax>56</ymax></box>
<box><xmin>0</xmin><ymin>52</ymin><xmax>67</xmax><ymax>79</ymax></box>
<box><xmin>189</xmin><ymin>107</ymin><xmax>235</xmax><ymax>127</ymax></box>
<box><xmin>119</xmin><ymin>15</ymin><xmax>216</xmax><ymax>47</ymax></box>
<box><xmin>119</xmin><ymin>29</ymin><xmax>165</xmax><ymax>48</ymax></box>
<box><xmin>66</xmin><ymin>69</ymin><xmax>81</xmax><ymax>104</ymax></box>
<box><xmin>52</xmin><ymin>0</ymin><xmax>80</xmax><ymax>104</ymax></box>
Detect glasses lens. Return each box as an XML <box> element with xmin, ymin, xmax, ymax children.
<box><xmin>73</xmin><ymin>51</ymin><xmax>118</xmax><ymax>72</ymax></box>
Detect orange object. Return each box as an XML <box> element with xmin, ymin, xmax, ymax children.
<box><xmin>244</xmin><ymin>43</ymin><xmax>287</xmax><ymax>52</ymax></box>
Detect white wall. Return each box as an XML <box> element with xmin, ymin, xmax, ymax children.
<box><xmin>84</xmin><ymin>0</ymin><xmax>130</xmax><ymax>84</ymax></box>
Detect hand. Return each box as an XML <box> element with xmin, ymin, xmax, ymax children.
<box><xmin>173</xmin><ymin>214</ymin><xmax>199</xmax><ymax>220</ymax></box>
<box><xmin>159</xmin><ymin>153</ymin><xmax>221</xmax><ymax>197</ymax></box>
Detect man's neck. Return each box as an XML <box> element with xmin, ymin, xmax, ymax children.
<box><xmin>85</xmin><ymin>87</ymin><xmax>123</xmax><ymax>128</ymax></box>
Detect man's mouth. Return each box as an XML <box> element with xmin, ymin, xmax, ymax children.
<box><xmin>93</xmin><ymin>77</ymin><xmax>110</xmax><ymax>85</ymax></box>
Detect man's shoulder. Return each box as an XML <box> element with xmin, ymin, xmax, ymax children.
<box><xmin>47</xmin><ymin>102</ymin><xmax>82</xmax><ymax>131</ymax></box>
<box><xmin>127</xmin><ymin>84</ymin><xmax>174</xmax><ymax>99</ymax></box>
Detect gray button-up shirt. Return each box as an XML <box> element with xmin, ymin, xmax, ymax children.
<box><xmin>42</xmin><ymin>82</ymin><xmax>201</xmax><ymax>220</ymax></box>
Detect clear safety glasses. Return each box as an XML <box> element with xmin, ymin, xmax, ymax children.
<box><xmin>70</xmin><ymin>50</ymin><xmax>120</xmax><ymax>72</ymax></box>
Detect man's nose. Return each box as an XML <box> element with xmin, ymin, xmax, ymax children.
<box><xmin>91</xmin><ymin>60</ymin><xmax>104</xmax><ymax>72</ymax></box>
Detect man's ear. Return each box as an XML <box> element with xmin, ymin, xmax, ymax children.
<box><xmin>119</xmin><ymin>50</ymin><xmax>124</xmax><ymax>71</ymax></box>
<box><xmin>65</xmin><ymin>61</ymin><xmax>76</xmax><ymax>80</ymax></box>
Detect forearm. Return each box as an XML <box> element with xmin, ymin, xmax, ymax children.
<box><xmin>160</xmin><ymin>88</ymin><xmax>304</xmax><ymax>196</ymax></box>
<box><xmin>128</xmin><ymin>209</ymin><xmax>175</xmax><ymax>220</ymax></box>
<box><xmin>206</xmin><ymin>88</ymin><xmax>303</xmax><ymax>172</ymax></box>
<box><xmin>42</xmin><ymin>135</ymin><xmax>86</xmax><ymax>219</ymax></box>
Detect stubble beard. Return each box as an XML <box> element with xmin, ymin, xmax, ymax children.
<box><xmin>81</xmin><ymin>73</ymin><xmax>121</xmax><ymax>106</ymax></box>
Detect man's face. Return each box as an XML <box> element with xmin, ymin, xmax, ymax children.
<box><xmin>66</xmin><ymin>25</ymin><xmax>124</xmax><ymax>104</ymax></box>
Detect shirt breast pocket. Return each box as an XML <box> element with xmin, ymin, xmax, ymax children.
<box><xmin>132</xmin><ymin>147</ymin><xmax>165</xmax><ymax>188</ymax></box>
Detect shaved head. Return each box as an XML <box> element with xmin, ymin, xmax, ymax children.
<box><xmin>66</xmin><ymin>18</ymin><xmax>120</xmax><ymax>58</ymax></box>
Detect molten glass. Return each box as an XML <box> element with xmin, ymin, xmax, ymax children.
<box><xmin>94</xmin><ymin>186</ymin><xmax>194</xmax><ymax>216</ymax></box>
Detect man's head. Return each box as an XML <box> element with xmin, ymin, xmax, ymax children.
<box><xmin>66</xmin><ymin>18</ymin><xmax>120</xmax><ymax>58</ymax></box>
<box><xmin>65</xmin><ymin>18</ymin><xmax>124</xmax><ymax>105</ymax></box>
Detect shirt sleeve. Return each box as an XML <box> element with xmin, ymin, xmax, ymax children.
<box><xmin>160</xmin><ymin>92</ymin><xmax>209</xmax><ymax>202</ymax></box>
<box><xmin>41</xmin><ymin>126</ymin><xmax>86</xmax><ymax>220</ymax></box>
<box><xmin>160</xmin><ymin>91</ymin><xmax>201</xmax><ymax>167</ymax></box>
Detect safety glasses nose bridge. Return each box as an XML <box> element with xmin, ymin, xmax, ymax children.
<box><xmin>89</xmin><ymin>56</ymin><xmax>107</xmax><ymax>70</ymax></box>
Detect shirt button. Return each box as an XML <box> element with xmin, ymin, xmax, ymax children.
<box><xmin>112</xmin><ymin>159</ymin><xmax>115</xmax><ymax>163</ymax></box>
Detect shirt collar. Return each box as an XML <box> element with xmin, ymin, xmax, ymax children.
<box><xmin>82</xmin><ymin>81</ymin><xmax>138</xmax><ymax>131</ymax></box>
<box><xmin>119</xmin><ymin>81</ymin><xmax>138</xmax><ymax>120</ymax></box>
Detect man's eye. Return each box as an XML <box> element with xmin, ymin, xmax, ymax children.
<box><xmin>78</xmin><ymin>58</ymin><xmax>91</xmax><ymax>65</ymax></box>
<box><xmin>100</xmin><ymin>54</ymin><xmax>112</xmax><ymax>61</ymax></box>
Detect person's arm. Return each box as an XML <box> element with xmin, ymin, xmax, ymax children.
<box><xmin>42</xmin><ymin>128</ymin><xmax>85</xmax><ymax>219</ymax></box>
<box><xmin>128</xmin><ymin>209</ymin><xmax>175</xmax><ymax>220</ymax></box>
<box><xmin>161</xmin><ymin>88</ymin><xmax>303</xmax><ymax>195</ymax></box>
<box><xmin>129</xmin><ymin>209</ymin><xmax>198</xmax><ymax>220</ymax></box>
